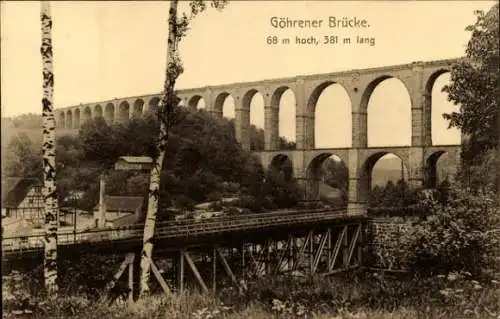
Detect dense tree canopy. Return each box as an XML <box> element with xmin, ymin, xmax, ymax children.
<box><xmin>248</xmin><ymin>124</ymin><xmax>296</xmax><ymax>151</ymax></box>
<box><xmin>443</xmin><ymin>4</ymin><xmax>499</xmax><ymax>163</ymax></box>
<box><xmin>369</xmin><ymin>179</ymin><xmax>417</xmax><ymax>208</ymax></box>
<box><xmin>2</xmin><ymin>107</ymin><xmax>307</xmax><ymax>214</ymax></box>
<box><xmin>3</xmin><ymin>132</ymin><xmax>42</xmax><ymax>177</ymax></box>
<box><xmin>442</xmin><ymin>4</ymin><xmax>499</xmax><ymax>193</ymax></box>
<box><xmin>320</xmin><ymin>158</ymin><xmax>348</xmax><ymax>191</ymax></box>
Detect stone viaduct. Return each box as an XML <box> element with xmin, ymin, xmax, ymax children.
<box><xmin>55</xmin><ymin>58</ymin><xmax>462</xmax><ymax>213</ymax></box>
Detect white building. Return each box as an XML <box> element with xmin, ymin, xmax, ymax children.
<box><xmin>92</xmin><ymin>195</ymin><xmax>145</xmax><ymax>227</ymax></box>
<box><xmin>2</xmin><ymin>177</ymin><xmax>44</xmax><ymax>220</ymax></box>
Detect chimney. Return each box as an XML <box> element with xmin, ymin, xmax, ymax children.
<box><xmin>97</xmin><ymin>173</ymin><xmax>106</xmax><ymax>227</ymax></box>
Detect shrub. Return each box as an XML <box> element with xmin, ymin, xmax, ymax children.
<box><xmin>369</xmin><ymin>179</ymin><xmax>419</xmax><ymax>209</ymax></box>
<box><xmin>403</xmin><ymin>181</ymin><xmax>500</xmax><ymax>276</ymax></box>
<box><xmin>366</xmin><ymin>205</ymin><xmax>428</xmax><ymax>219</ymax></box>
<box><xmin>236</xmin><ymin>195</ymin><xmax>266</xmax><ymax>213</ymax></box>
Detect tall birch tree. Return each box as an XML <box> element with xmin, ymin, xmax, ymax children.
<box><xmin>40</xmin><ymin>0</ymin><xmax>58</xmax><ymax>294</ymax></box>
<box><xmin>140</xmin><ymin>0</ymin><xmax>228</xmax><ymax>296</ymax></box>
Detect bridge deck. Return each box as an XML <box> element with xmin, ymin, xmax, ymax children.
<box><xmin>2</xmin><ymin>208</ymin><xmax>366</xmax><ymax>260</ymax></box>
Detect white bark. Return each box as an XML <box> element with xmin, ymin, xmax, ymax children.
<box><xmin>140</xmin><ymin>0</ymin><xmax>179</xmax><ymax>295</ymax></box>
<box><xmin>40</xmin><ymin>0</ymin><xmax>58</xmax><ymax>294</ymax></box>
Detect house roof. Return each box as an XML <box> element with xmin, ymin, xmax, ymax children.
<box><xmin>115</xmin><ymin>157</ymin><xmax>153</xmax><ymax>171</ymax></box>
<box><xmin>108</xmin><ymin>213</ymin><xmax>141</xmax><ymax>226</ymax></box>
<box><xmin>118</xmin><ymin>157</ymin><xmax>153</xmax><ymax>164</ymax></box>
<box><xmin>93</xmin><ymin>196</ymin><xmax>144</xmax><ymax>212</ymax></box>
<box><xmin>2</xmin><ymin>177</ymin><xmax>42</xmax><ymax>209</ymax></box>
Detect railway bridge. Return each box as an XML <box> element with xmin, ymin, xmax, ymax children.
<box><xmin>54</xmin><ymin>58</ymin><xmax>462</xmax><ymax>214</ymax></box>
<box><xmin>3</xmin><ymin>208</ymin><xmax>367</xmax><ymax>297</ymax></box>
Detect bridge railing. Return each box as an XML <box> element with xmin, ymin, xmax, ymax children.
<box><xmin>1</xmin><ymin>227</ymin><xmax>138</xmax><ymax>254</ymax></box>
<box><xmin>154</xmin><ymin>208</ymin><xmax>352</xmax><ymax>239</ymax></box>
<box><xmin>2</xmin><ymin>207</ymin><xmax>355</xmax><ymax>255</ymax></box>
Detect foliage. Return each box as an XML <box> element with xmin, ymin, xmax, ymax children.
<box><xmin>369</xmin><ymin>179</ymin><xmax>419</xmax><ymax>212</ymax></box>
<box><xmin>456</xmin><ymin>148</ymin><xmax>498</xmax><ymax>192</ymax></box>
<box><xmin>258</xmin><ymin>167</ymin><xmax>301</xmax><ymax>209</ymax></box>
<box><xmin>3</xmin><ymin>265</ymin><xmax>500</xmax><ymax>318</ymax></box>
<box><xmin>78</xmin><ymin>117</ymin><xmax>128</xmax><ymax>169</ymax></box>
<box><xmin>56</xmin><ymin>134</ymin><xmax>85</xmax><ymax>202</ymax></box>
<box><xmin>2</xmin><ymin>106</ymin><xmax>301</xmax><ymax>214</ymax></box>
<box><xmin>367</xmin><ymin>178</ymin><xmax>433</xmax><ymax>218</ymax></box>
<box><xmin>279</xmin><ymin>137</ymin><xmax>296</xmax><ymax>150</ymax></box>
<box><xmin>2</xmin><ymin>132</ymin><xmax>92</xmax><ymax>205</ymax></box>
<box><xmin>402</xmin><ymin>181</ymin><xmax>500</xmax><ymax>276</ymax></box>
<box><xmin>366</xmin><ymin>178</ymin><xmax>499</xmax><ymax>272</ymax></box>
<box><xmin>229</xmin><ymin>120</ymin><xmax>298</xmax><ymax>152</ymax></box>
<box><xmin>157</xmin><ymin>108</ymin><xmax>260</xmax><ymax>209</ymax></box>
<box><xmin>235</xmin><ymin>271</ymin><xmax>500</xmax><ymax>318</ymax></box>
<box><xmin>320</xmin><ymin>157</ymin><xmax>348</xmax><ymax>191</ymax></box>
<box><xmin>442</xmin><ymin>4</ymin><xmax>499</xmax><ymax>165</ymax></box>
<box><xmin>248</xmin><ymin>124</ymin><xmax>265</xmax><ymax>151</ymax></box>
<box><xmin>3</xmin><ymin>132</ymin><xmax>42</xmax><ymax>177</ymax></box>
<box><xmin>6</xmin><ymin>113</ymin><xmax>43</xmax><ymax>129</ymax></box>
<box><xmin>367</xmin><ymin>206</ymin><xmax>426</xmax><ymax>219</ymax></box>
<box><xmin>0</xmin><ymin>108</ymin><xmax>294</xmax><ymax>214</ymax></box>
<box><xmin>315</xmin><ymin>157</ymin><xmax>348</xmax><ymax>208</ymax></box>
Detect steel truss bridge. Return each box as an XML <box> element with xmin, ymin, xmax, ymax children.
<box><xmin>2</xmin><ymin>208</ymin><xmax>368</xmax><ymax>299</ymax></box>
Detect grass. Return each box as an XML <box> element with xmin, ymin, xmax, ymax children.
<box><xmin>3</xmin><ymin>269</ymin><xmax>499</xmax><ymax>319</ymax></box>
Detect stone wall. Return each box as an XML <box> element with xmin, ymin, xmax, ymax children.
<box><xmin>364</xmin><ymin>217</ymin><xmax>418</xmax><ymax>271</ymax></box>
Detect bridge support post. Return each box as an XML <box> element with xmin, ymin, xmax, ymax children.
<box><xmin>289</xmin><ymin>237</ymin><xmax>296</xmax><ymax>271</ymax></box>
<box><xmin>409</xmin><ymin>64</ymin><xmax>432</xmax><ymax>188</ymax></box>
<box><xmin>241</xmin><ymin>243</ymin><xmax>246</xmax><ymax>271</ymax></box>
<box><xmin>203</xmin><ymin>88</ymin><xmax>214</xmax><ymax>116</ymax></box>
<box><xmin>308</xmin><ymin>232</ymin><xmax>314</xmax><ymax>275</ymax></box>
<box><xmin>284</xmin><ymin>224</ymin><xmax>364</xmax><ymax>276</ymax></box>
<box><xmin>351</xmin><ymin>112</ymin><xmax>368</xmax><ymax>149</ymax></box>
<box><xmin>409</xmin><ymin>147</ymin><xmax>425</xmax><ymax>188</ymax></box>
<box><xmin>357</xmin><ymin>223</ymin><xmax>363</xmax><ymax>266</ymax></box>
<box><xmin>100</xmin><ymin>253</ymin><xmax>135</xmax><ymax>305</ymax></box>
<box><xmin>410</xmin><ymin>63</ymin><xmax>429</xmax><ymax>147</ymax></box>
<box><xmin>101</xmin><ymin>253</ymin><xmax>173</xmax><ymax>304</ymax></box>
<box><xmin>184</xmin><ymin>251</ymin><xmax>209</xmax><ymax>294</ymax></box>
<box><xmin>294</xmin><ymin>76</ymin><xmax>314</xmax><ymax>150</ymax></box>
<box><xmin>294</xmin><ymin>164</ymin><xmax>323</xmax><ymax>208</ymax></box>
<box><xmin>347</xmin><ymin>149</ymin><xmax>367</xmax><ymax>215</ymax></box>
<box><xmin>264</xmin><ymin>240</ymin><xmax>271</xmax><ymax>276</ymax></box>
<box><xmin>234</xmin><ymin>93</ymin><xmax>251</xmax><ymax>151</ymax></box>
<box><xmin>264</xmin><ymin>105</ymin><xmax>279</xmax><ymax>150</ymax></box>
<box><xmin>177</xmin><ymin>251</ymin><xmax>185</xmax><ymax>294</ymax></box>
<box><xmin>148</xmin><ymin>257</ymin><xmax>171</xmax><ymax>297</ymax></box>
<box><xmin>128</xmin><ymin>256</ymin><xmax>134</xmax><ymax>303</ymax></box>
<box><xmin>212</xmin><ymin>247</ymin><xmax>217</xmax><ymax>293</ymax></box>
<box><xmin>217</xmin><ymin>248</ymin><xmax>245</xmax><ymax>294</ymax></box>
<box><xmin>295</xmin><ymin>114</ymin><xmax>315</xmax><ymax>150</ymax></box>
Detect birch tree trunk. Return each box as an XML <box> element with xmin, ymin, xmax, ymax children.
<box><xmin>139</xmin><ymin>0</ymin><xmax>227</xmax><ymax>296</ymax></box>
<box><xmin>140</xmin><ymin>0</ymin><xmax>180</xmax><ymax>295</ymax></box>
<box><xmin>40</xmin><ymin>0</ymin><xmax>58</xmax><ymax>294</ymax></box>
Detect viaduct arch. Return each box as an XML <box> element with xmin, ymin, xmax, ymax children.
<box><xmin>55</xmin><ymin>58</ymin><xmax>462</xmax><ymax>214</ymax></box>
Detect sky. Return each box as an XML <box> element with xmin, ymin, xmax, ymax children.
<box><xmin>1</xmin><ymin>1</ymin><xmax>496</xmax><ymax>148</ymax></box>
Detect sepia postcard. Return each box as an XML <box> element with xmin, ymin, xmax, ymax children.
<box><xmin>1</xmin><ymin>1</ymin><xmax>498</xmax><ymax>318</ymax></box>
